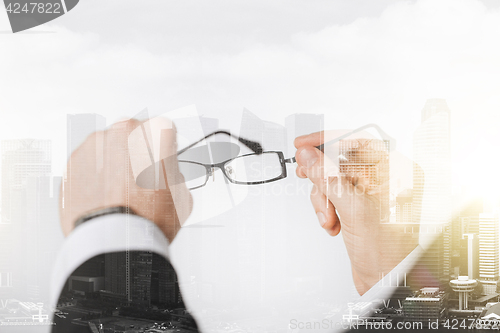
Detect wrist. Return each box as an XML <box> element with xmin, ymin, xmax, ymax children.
<box><xmin>74</xmin><ymin>206</ymin><xmax>137</xmax><ymax>229</ymax></box>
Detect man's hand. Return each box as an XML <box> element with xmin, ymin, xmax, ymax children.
<box><xmin>60</xmin><ymin>118</ymin><xmax>192</xmax><ymax>243</ymax></box>
<box><xmin>294</xmin><ymin>131</ymin><xmax>417</xmax><ymax>295</ymax></box>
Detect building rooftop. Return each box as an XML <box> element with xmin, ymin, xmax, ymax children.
<box><xmin>482</xmin><ymin>303</ymin><xmax>500</xmax><ymax>319</ymax></box>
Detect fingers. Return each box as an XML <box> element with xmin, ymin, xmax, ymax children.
<box><xmin>294</xmin><ymin>131</ymin><xmax>331</xmax><ymax>179</ymax></box>
<box><xmin>295</xmin><ymin>146</ymin><xmax>343</xmax><ymax>192</ymax></box>
<box><xmin>294</xmin><ymin>131</ymin><xmax>324</xmax><ymax>148</ymax></box>
<box><xmin>160</xmin><ymin>126</ymin><xmax>193</xmax><ymax>226</ymax></box>
<box><xmin>310</xmin><ymin>184</ymin><xmax>341</xmax><ymax>236</ymax></box>
<box><xmin>127</xmin><ymin>116</ymin><xmax>192</xmax><ymax>227</ymax></box>
<box><xmin>140</xmin><ymin>117</ymin><xmax>193</xmax><ymax>226</ymax></box>
<box><xmin>128</xmin><ymin>117</ymin><xmax>176</xmax><ymax>185</ymax></box>
<box><xmin>296</xmin><ymin>165</ymin><xmax>307</xmax><ymax>178</ymax></box>
<box><xmin>295</xmin><ymin>142</ymin><xmax>344</xmax><ymax>236</ymax></box>
<box><xmin>296</xmin><ymin>145</ymin><xmax>360</xmax><ymax>213</ymax></box>
<box><xmin>294</xmin><ymin>130</ymin><xmax>353</xmax><ymax>149</ymax></box>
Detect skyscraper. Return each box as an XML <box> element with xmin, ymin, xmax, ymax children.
<box><xmin>65</xmin><ymin>114</ymin><xmax>106</xmax><ymax>235</ymax></box>
<box><xmin>104</xmin><ymin>251</ymin><xmax>154</xmax><ymax>306</ymax></box>
<box><xmin>459</xmin><ymin>233</ymin><xmax>479</xmax><ymax>279</ymax></box>
<box><xmin>152</xmin><ymin>253</ymin><xmax>181</xmax><ymax>306</ymax></box>
<box><xmin>104</xmin><ymin>252</ymin><xmax>128</xmax><ymax>302</ymax></box>
<box><xmin>285</xmin><ymin>113</ymin><xmax>324</xmax><ymax>157</ymax></box>
<box><xmin>66</xmin><ymin>113</ymin><xmax>106</xmax><ymax>160</ymax></box>
<box><xmin>452</xmin><ymin>217</ymin><xmax>480</xmax><ymax>253</ymax></box>
<box><xmin>395</xmin><ymin>189</ymin><xmax>413</xmax><ymax>224</ymax></box>
<box><xmin>174</xmin><ymin>116</ymin><xmax>219</xmax><ymax>140</ymax></box>
<box><xmin>413</xmin><ymin>99</ymin><xmax>452</xmax><ymax>226</ymax></box>
<box><xmin>478</xmin><ymin>214</ymin><xmax>499</xmax><ymax>294</ymax></box>
<box><xmin>1</xmin><ymin>139</ymin><xmax>52</xmax><ymax>300</ymax></box>
<box><xmin>1</xmin><ymin>139</ymin><xmax>52</xmax><ymax>224</ymax></box>
<box><xmin>25</xmin><ymin>175</ymin><xmax>59</xmax><ymax>301</ymax></box>
<box><xmin>412</xmin><ymin>99</ymin><xmax>452</xmax><ymax>287</ymax></box>
<box><xmin>103</xmin><ymin>189</ymin><xmax>157</xmax><ymax>306</ymax></box>
<box><xmin>237</xmin><ymin>109</ymin><xmax>289</xmax><ymax>305</ymax></box>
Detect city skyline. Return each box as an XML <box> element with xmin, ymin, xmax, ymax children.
<box><xmin>336</xmin><ymin>99</ymin><xmax>500</xmax><ymax>330</ymax></box>
<box><xmin>3</xmin><ymin>0</ymin><xmax>500</xmax><ymax>331</ymax></box>
<box><xmin>0</xmin><ymin>139</ymin><xmax>57</xmax><ymax>303</ymax></box>
<box><xmin>1</xmin><ymin>102</ymin><xmax>500</xmax><ymax>331</ymax></box>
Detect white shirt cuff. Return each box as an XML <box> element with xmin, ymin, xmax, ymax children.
<box><xmin>49</xmin><ymin>213</ymin><xmax>170</xmax><ymax>307</ymax></box>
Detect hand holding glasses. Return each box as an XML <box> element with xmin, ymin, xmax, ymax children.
<box><xmin>177</xmin><ymin>131</ymin><xmax>292</xmax><ymax>190</ymax></box>
<box><xmin>177</xmin><ymin>125</ymin><xmax>395</xmax><ymax>190</ymax></box>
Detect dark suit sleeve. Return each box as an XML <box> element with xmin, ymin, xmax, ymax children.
<box><xmin>51</xmin><ymin>251</ymin><xmax>199</xmax><ymax>333</ymax></box>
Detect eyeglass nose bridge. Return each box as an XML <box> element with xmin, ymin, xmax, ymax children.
<box><xmin>206</xmin><ymin>160</ymin><xmax>235</xmax><ymax>184</ymax></box>
<box><xmin>206</xmin><ymin>163</ymin><xmax>227</xmax><ymax>182</ymax></box>
<box><xmin>208</xmin><ymin>167</ymin><xmax>217</xmax><ymax>182</ymax></box>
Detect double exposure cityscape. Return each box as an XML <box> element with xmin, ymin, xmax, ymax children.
<box><xmin>0</xmin><ymin>100</ymin><xmax>499</xmax><ymax>332</ymax></box>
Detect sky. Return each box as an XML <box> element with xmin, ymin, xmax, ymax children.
<box><xmin>2</xmin><ymin>0</ymin><xmax>500</xmax><ymax>200</ymax></box>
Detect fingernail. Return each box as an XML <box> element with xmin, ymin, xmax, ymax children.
<box><xmin>317</xmin><ymin>212</ymin><xmax>326</xmax><ymax>227</ymax></box>
<box><xmin>297</xmin><ymin>147</ymin><xmax>318</xmax><ymax>168</ymax></box>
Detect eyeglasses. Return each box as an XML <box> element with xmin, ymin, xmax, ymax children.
<box><xmin>177</xmin><ymin>131</ymin><xmax>295</xmax><ymax>190</ymax></box>
<box><xmin>177</xmin><ymin>124</ymin><xmax>396</xmax><ymax>190</ymax></box>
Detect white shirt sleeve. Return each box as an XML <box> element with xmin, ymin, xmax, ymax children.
<box><xmin>49</xmin><ymin>213</ymin><xmax>170</xmax><ymax>307</ymax></box>
<box><xmin>359</xmin><ymin>244</ymin><xmax>425</xmax><ymax>302</ymax></box>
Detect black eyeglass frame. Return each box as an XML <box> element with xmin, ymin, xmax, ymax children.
<box><xmin>178</xmin><ymin>151</ymin><xmax>288</xmax><ymax>190</ymax></box>
<box><xmin>176</xmin><ymin>124</ymin><xmax>396</xmax><ymax>190</ymax></box>
<box><xmin>177</xmin><ymin>130</ymin><xmax>263</xmax><ymax>156</ymax></box>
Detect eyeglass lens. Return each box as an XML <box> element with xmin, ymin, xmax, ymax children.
<box><xmin>179</xmin><ymin>152</ymin><xmax>284</xmax><ymax>189</ymax></box>
<box><xmin>223</xmin><ymin>152</ymin><xmax>283</xmax><ymax>184</ymax></box>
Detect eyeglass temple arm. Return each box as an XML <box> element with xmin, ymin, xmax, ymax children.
<box><xmin>284</xmin><ymin>123</ymin><xmax>396</xmax><ymax>164</ymax></box>
<box><xmin>177</xmin><ymin>130</ymin><xmax>263</xmax><ymax>156</ymax></box>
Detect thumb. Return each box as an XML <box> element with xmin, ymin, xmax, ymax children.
<box><xmin>159</xmin><ymin>126</ymin><xmax>193</xmax><ymax>227</ymax></box>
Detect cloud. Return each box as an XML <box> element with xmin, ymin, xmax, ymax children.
<box><xmin>194</xmin><ymin>0</ymin><xmax>500</xmax><ymax>157</ymax></box>
<box><xmin>1</xmin><ymin>0</ymin><xmax>500</xmax><ymax>179</ymax></box>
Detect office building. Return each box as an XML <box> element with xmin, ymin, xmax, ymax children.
<box><xmin>65</xmin><ymin>114</ymin><xmax>106</xmax><ymax>239</ymax></box>
<box><xmin>174</xmin><ymin>116</ymin><xmax>219</xmax><ymax>140</ymax></box>
<box><xmin>104</xmin><ymin>251</ymin><xmax>154</xmax><ymax>306</ymax></box>
<box><xmin>412</xmin><ymin>99</ymin><xmax>452</xmax><ymax>286</ymax></box>
<box><xmin>285</xmin><ymin>113</ymin><xmax>324</xmax><ymax>156</ymax></box>
<box><xmin>25</xmin><ymin>175</ymin><xmax>59</xmax><ymax>301</ymax></box>
<box><xmin>459</xmin><ymin>233</ymin><xmax>479</xmax><ymax>279</ymax></box>
<box><xmin>68</xmin><ymin>276</ymin><xmax>105</xmax><ymax>295</ymax></box>
<box><xmin>66</xmin><ymin>113</ymin><xmax>106</xmax><ymax>160</ymax></box>
<box><xmin>403</xmin><ymin>288</ymin><xmax>445</xmax><ymax>324</ymax></box>
<box><xmin>395</xmin><ymin>190</ymin><xmax>413</xmax><ymax>224</ymax></box>
<box><xmin>1</xmin><ymin>139</ymin><xmax>52</xmax><ymax>300</ymax></box>
<box><xmin>1</xmin><ymin>139</ymin><xmax>51</xmax><ymax>223</ymax></box>
<box><xmin>460</xmin><ymin>196</ymin><xmax>484</xmax><ymax>219</ymax></box>
<box><xmin>104</xmin><ymin>252</ymin><xmax>128</xmax><ymax>303</ymax></box>
<box><xmin>236</xmin><ymin>109</ymin><xmax>289</xmax><ymax>305</ymax></box>
<box><xmin>451</xmin><ymin>216</ymin><xmax>480</xmax><ymax>255</ymax></box>
<box><xmin>242</xmin><ymin>108</ymin><xmax>287</xmax><ymax>151</ymax></box>
<box><xmin>405</xmin><ymin>225</ymin><xmax>447</xmax><ymax>289</ymax></box>
<box><xmin>479</xmin><ymin>214</ymin><xmax>499</xmax><ymax>294</ymax></box>
<box><xmin>151</xmin><ymin>253</ymin><xmax>181</xmax><ymax>306</ymax></box>
<box><xmin>413</xmin><ymin>98</ymin><xmax>452</xmax><ymax>226</ymax></box>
